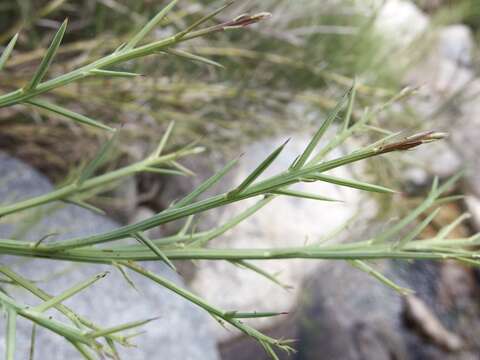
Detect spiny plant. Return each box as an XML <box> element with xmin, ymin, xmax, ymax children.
<box><xmin>1</xmin><ymin>2</ymin><xmax>479</xmax><ymax>359</ymax></box>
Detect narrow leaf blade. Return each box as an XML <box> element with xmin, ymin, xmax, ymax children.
<box><xmin>230</xmin><ymin>260</ymin><xmax>292</xmax><ymax>290</ymax></box>
<box><xmin>143</xmin><ymin>167</ymin><xmax>186</xmax><ymax>176</ymax></box>
<box><xmin>395</xmin><ymin>208</ymin><xmax>441</xmax><ymax>249</ymax></box>
<box><xmin>133</xmin><ymin>232</ymin><xmax>176</xmax><ymax>271</ymax></box>
<box><xmin>63</xmin><ymin>199</ymin><xmax>106</xmax><ymax>215</ymax></box>
<box><xmin>88</xmin><ymin>317</ymin><xmax>158</xmax><ymax>338</ymax></box>
<box><xmin>164</xmin><ymin>48</ymin><xmax>224</xmax><ymax>68</ymax></box>
<box><xmin>77</xmin><ymin>131</ymin><xmax>118</xmax><ymax>185</ymax></box>
<box><xmin>90</xmin><ymin>69</ymin><xmax>141</xmax><ymax>78</ymax></box>
<box><xmin>32</xmin><ymin>272</ymin><xmax>108</xmax><ymax>313</ymax></box>
<box><xmin>270</xmin><ymin>189</ymin><xmax>341</xmax><ymax>202</ymax></box>
<box><xmin>26</xmin><ymin>99</ymin><xmax>114</xmax><ymax>132</ymax></box>
<box><xmin>311</xmin><ymin>173</ymin><xmax>397</xmax><ymax>194</ymax></box>
<box><xmin>225</xmin><ymin>311</ymin><xmax>288</xmax><ymax>319</ymax></box>
<box><xmin>124</xmin><ymin>0</ymin><xmax>179</xmax><ymax>50</ymax></box>
<box><xmin>27</xmin><ymin>19</ymin><xmax>68</xmax><ymax>89</ymax></box>
<box><xmin>342</xmin><ymin>79</ymin><xmax>356</xmax><ymax>131</ymax></box>
<box><xmin>293</xmin><ymin>86</ymin><xmax>352</xmax><ymax>170</ymax></box>
<box><xmin>0</xmin><ymin>33</ymin><xmax>19</xmax><ymax>72</ymax></box>
<box><xmin>349</xmin><ymin>260</ymin><xmax>413</xmax><ymax>295</ymax></box>
<box><xmin>174</xmin><ymin>2</ymin><xmax>234</xmax><ymax>40</ymax></box>
<box><xmin>153</xmin><ymin>121</ymin><xmax>175</xmax><ymax>157</ymax></box>
<box><xmin>229</xmin><ymin>139</ymin><xmax>289</xmax><ymax>196</ymax></box>
<box><xmin>173</xmin><ymin>157</ymin><xmax>240</xmax><ymax>208</ymax></box>
<box><xmin>6</xmin><ymin>306</ymin><xmax>16</xmax><ymax>360</ymax></box>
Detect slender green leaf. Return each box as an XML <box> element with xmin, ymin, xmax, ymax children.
<box><xmin>90</xmin><ymin>69</ymin><xmax>141</xmax><ymax>78</ymax></box>
<box><xmin>174</xmin><ymin>2</ymin><xmax>234</xmax><ymax>40</ymax></box>
<box><xmin>309</xmin><ymin>107</ymin><xmax>370</xmax><ymax>164</ymax></box>
<box><xmin>69</xmin><ymin>341</ymin><xmax>96</xmax><ymax>360</ymax></box>
<box><xmin>229</xmin><ymin>139</ymin><xmax>289</xmax><ymax>196</ymax></box>
<box><xmin>191</xmin><ymin>197</ymin><xmax>273</xmax><ymax>247</ymax></box>
<box><xmin>112</xmin><ymin>261</ymin><xmax>138</xmax><ymax>292</ymax></box>
<box><xmin>170</xmin><ymin>160</ymin><xmax>195</xmax><ymax>176</ymax></box>
<box><xmin>29</xmin><ymin>325</ymin><xmax>36</xmax><ymax>360</ymax></box>
<box><xmin>27</xmin><ymin>19</ymin><xmax>68</xmax><ymax>89</ymax></box>
<box><xmin>124</xmin><ymin>0</ymin><xmax>179</xmax><ymax>50</ymax></box>
<box><xmin>349</xmin><ymin>260</ymin><xmax>413</xmax><ymax>295</ymax></box>
<box><xmin>26</xmin><ymin>99</ymin><xmax>114</xmax><ymax>132</ymax></box>
<box><xmin>436</xmin><ymin>213</ymin><xmax>471</xmax><ymax>241</ymax></box>
<box><xmin>177</xmin><ymin>215</ymin><xmax>194</xmax><ymax>236</ymax></box>
<box><xmin>292</xmin><ymin>87</ymin><xmax>351</xmax><ymax>170</ymax></box>
<box><xmin>395</xmin><ymin>208</ymin><xmax>441</xmax><ymax>249</ymax></box>
<box><xmin>0</xmin><ymin>33</ymin><xmax>19</xmax><ymax>72</ymax></box>
<box><xmin>270</xmin><ymin>189</ymin><xmax>341</xmax><ymax>202</ymax></box>
<box><xmin>32</xmin><ymin>272</ymin><xmax>108</xmax><ymax>313</ymax></box>
<box><xmin>153</xmin><ymin>121</ymin><xmax>175</xmax><ymax>157</ymax></box>
<box><xmin>173</xmin><ymin>157</ymin><xmax>240</xmax><ymax>208</ymax></box>
<box><xmin>105</xmin><ymin>337</ymin><xmax>121</xmax><ymax>360</ymax></box>
<box><xmin>164</xmin><ymin>48</ymin><xmax>224</xmax><ymax>68</ymax></box>
<box><xmin>143</xmin><ymin>167</ymin><xmax>186</xmax><ymax>176</ymax></box>
<box><xmin>310</xmin><ymin>173</ymin><xmax>397</xmax><ymax>194</ymax></box>
<box><xmin>261</xmin><ymin>342</ymin><xmax>280</xmax><ymax>360</ymax></box>
<box><xmin>88</xmin><ymin>317</ymin><xmax>158</xmax><ymax>338</ymax></box>
<box><xmin>133</xmin><ymin>232</ymin><xmax>176</xmax><ymax>271</ymax></box>
<box><xmin>63</xmin><ymin>199</ymin><xmax>106</xmax><ymax>215</ymax></box>
<box><xmin>230</xmin><ymin>260</ymin><xmax>292</xmax><ymax>290</ymax></box>
<box><xmin>6</xmin><ymin>306</ymin><xmax>16</xmax><ymax>360</ymax></box>
<box><xmin>33</xmin><ymin>232</ymin><xmax>59</xmax><ymax>248</ymax></box>
<box><xmin>433</xmin><ymin>195</ymin><xmax>465</xmax><ymax>207</ymax></box>
<box><xmin>342</xmin><ymin>79</ymin><xmax>356</xmax><ymax>131</ymax></box>
<box><xmin>77</xmin><ymin>131</ymin><xmax>118</xmax><ymax>185</ymax></box>
<box><xmin>225</xmin><ymin>311</ymin><xmax>288</xmax><ymax>319</ymax></box>
<box><xmin>374</xmin><ymin>174</ymin><xmax>461</xmax><ymax>244</ymax></box>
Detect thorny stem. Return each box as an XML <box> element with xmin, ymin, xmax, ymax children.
<box><xmin>27</xmin><ymin>131</ymin><xmax>445</xmax><ymax>251</ymax></box>
<box><xmin>0</xmin><ymin>237</ymin><xmax>479</xmax><ymax>263</ymax></box>
<box><xmin>0</xmin><ymin>13</ymin><xmax>271</xmax><ymax>109</ymax></box>
<box><xmin>0</xmin><ymin>146</ymin><xmax>203</xmax><ymax>217</ymax></box>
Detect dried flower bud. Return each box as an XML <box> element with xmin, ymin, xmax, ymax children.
<box><xmin>376</xmin><ymin>131</ymin><xmax>448</xmax><ymax>154</ymax></box>
<box><xmin>223</xmin><ymin>12</ymin><xmax>272</xmax><ymax>29</ymax></box>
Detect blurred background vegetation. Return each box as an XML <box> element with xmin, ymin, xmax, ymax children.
<box><xmin>0</xmin><ymin>0</ymin><xmax>402</xmax><ymax>177</ymax></box>
<box><xmin>1</xmin><ymin>0</ymin><xmax>479</xmax><ymax>218</ymax></box>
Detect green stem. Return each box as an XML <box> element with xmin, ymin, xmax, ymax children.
<box><xmin>0</xmin><ymin>238</ymin><xmax>478</xmax><ymax>263</ymax></box>
<box><xmin>0</xmin><ymin>23</ymin><xmax>243</xmax><ymax>109</ymax></box>
<box><xmin>39</xmin><ymin>148</ymin><xmax>378</xmax><ymax>251</ymax></box>
<box><xmin>0</xmin><ymin>147</ymin><xmax>201</xmax><ymax>217</ymax></box>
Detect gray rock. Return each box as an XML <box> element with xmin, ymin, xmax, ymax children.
<box><xmin>465</xmin><ymin>196</ymin><xmax>480</xmax><ymax>232</ymax></box>
<box><xmin>298</xmin><ymin>261</ymin><xmax>407</xmax><ymax>360</ymax></box>
<box><xmin>297</xmin><ymin>260</ymin><xmax>478</xmax><ymax>359</ymax></box>
<box><xmin>0</xmin><ymin>152</ymin><xmax>220</xmax><ymax>360</ymax></box>
<box><xmin>407</xmin><ymin>24</ymin><xmax>475</xmax><ymax>94</ymax></box>
<box><xmin>402</xmin><ymin>24</ymin><xmax>476</xmax><ymax>185</ymax></box>
<box><xmin>438</xmin><ymin>25</ymin><xmax>474</xmax><ymax>67</ymax></box>
<box><xmin>375</xmin><ymin>0</ymin><xmax>429</xmax><ymax>47</ymax></box>
<box><xmin>448</xmin><ymin>78</ymin><xmax>480</xmax><ymax>197</ymax></box>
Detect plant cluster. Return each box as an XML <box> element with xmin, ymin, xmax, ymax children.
<box><xmin>1</xmin><ymin>2</ymin><xmax>478</xmax><ymax>359</ymax></box>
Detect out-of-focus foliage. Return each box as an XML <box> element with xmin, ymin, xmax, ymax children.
<box><xmin>0</xmin><ymin>0</ymin><xmax>400</xmax><ymax>178</ymax></box>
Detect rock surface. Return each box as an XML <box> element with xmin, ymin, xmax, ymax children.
<box><xmin>375</xmin><ymin>0</ymin><xmax>429</xmax><ymax>47</ymax></box>
<box><xmin>297</xmin><ymin>260</ymin><xmax>480</xmax><ymax>360</ymax></box>
<box><xmin>403</xmin><ymin>21</ymin><xmax>477</xmax><ymax>186</ymax></box>
<box><xmin>0</xmin><ymin>152</ymin><xmax>220</xmax><ymax>360</ymax></box>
